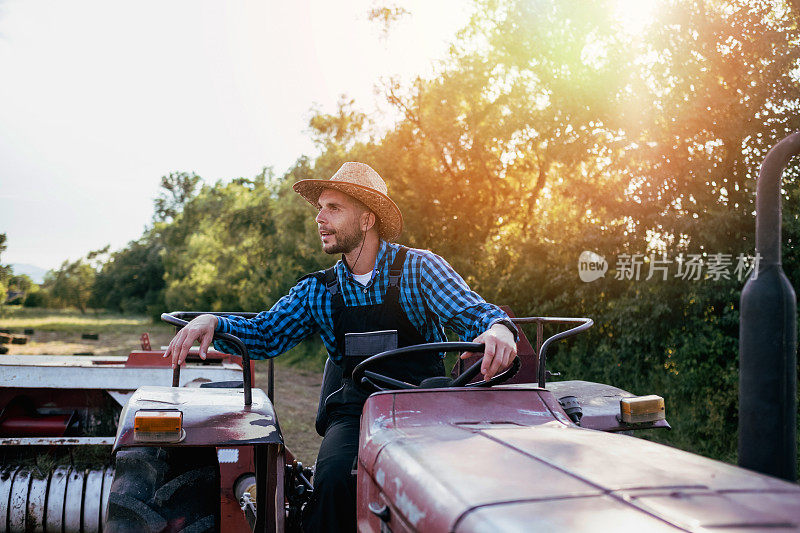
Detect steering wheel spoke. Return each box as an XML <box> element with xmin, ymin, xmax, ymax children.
<box><xmin>360</xmin><ymin>375</ymin><xmax>388</xmax><ymax>392</ymax></box>
<box><xmin>363</xmin><ymin>371</ymin><xmax>416</xmax><ymax>390</ymax></box>
<box><xmin>464</xmin><ymin>356</ymin><xmax>522</xmax><ymax>387</ymax></box>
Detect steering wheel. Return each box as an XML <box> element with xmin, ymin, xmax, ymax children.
<box><xmin>351</xmin><ymin>342</ymin><xmax>521</xmax><ymax>393</ymax></box>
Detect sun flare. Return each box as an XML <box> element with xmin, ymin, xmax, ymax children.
<box><xmin>614</xmin><ymin>0</ymin><xmax>659</xmax><ymax>34</ymax></box>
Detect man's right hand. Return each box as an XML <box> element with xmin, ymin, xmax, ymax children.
<box><xmin>163</xmin><ymin>314</ymin><xmax>218</xmax><ymax>368</ymax></box>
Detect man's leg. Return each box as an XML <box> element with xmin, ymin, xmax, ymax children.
<box><xmin>303</xmin><ymin>413</ymin><xmax>360</xmax><ymax>532</ymax></box>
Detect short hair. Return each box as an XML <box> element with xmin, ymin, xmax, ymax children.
<box><xmin>346</xmin><ymin>194</ymin><xmax>379</xmax><ymax>232</ymax></box>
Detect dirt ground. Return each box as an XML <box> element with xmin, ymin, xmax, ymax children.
<box><xmin>254</xmin><ymin>362</ymin><xmax>323</xmax><ymax>465</ymax></box>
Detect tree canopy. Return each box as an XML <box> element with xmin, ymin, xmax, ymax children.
<box><xmin>33</xmin><ymin>0</ymin><xmax>800</xmax><ymax>469</ymax></box>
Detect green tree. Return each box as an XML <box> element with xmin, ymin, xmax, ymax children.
<box><xmin>4</xmin><ymin>274</ymin><xmax>34</xmax><ymax>305</ymax></box>
<box><xmin>154</xmin><ymin>171</ymin><xmax>201</xmax><ymax>223</ymax></box>
<box><xmin>0</xmin><ymin>234</ymin><xmax>12</xmax><ymax>304</ymax></box>
<box><xmin>161</xmin><ymin>167</ymin><xmax>330</xmax><ymax>311</ymax></box>
<box><xmin>45</xmin><ymin>258</ymin><xmax>97</xmax><ymax>313</ymax></box>
<box><xmin>91</xmin><ymin>234</ymin><xmax>166</xmax><ymax>318</ymax></box>
<box><xmin>22</xmin><ymin>284</ymin><xmax>48</xmax><ymax>308</ymax></box>
<box><xmin>54</xmin><ymin>0</ymin><xmax>798</xmax><ymax>470</ymax></box>
<box><xmin>359</xmin><ymin>0</ymin><xmax>799</xmax><ymax>464</ymax></box>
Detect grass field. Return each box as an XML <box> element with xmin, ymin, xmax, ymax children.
<box><xmin>0</xmin><ymin>307</ymin><xmax>175</xmax><ymax>356</ymax></box>
<box><xmin>1</xmin><ymin>306</ymin><xmax>324</xmax><ymax>463</ymax></box>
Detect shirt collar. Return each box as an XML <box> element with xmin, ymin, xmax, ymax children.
<box><xmin>338</xmin><ymin>239</ymin><xmax>392</xmax><ymax>280</ymax></box>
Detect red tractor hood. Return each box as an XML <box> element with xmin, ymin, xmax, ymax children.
<box><xmin>358</xmin><ymin>387</ymin><xmax>800</xmax><ymax>532</ymax></box>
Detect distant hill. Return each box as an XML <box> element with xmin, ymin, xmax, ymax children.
<box><xmin>10</xmin><ymin>263</ymin><xmax>48</xmax><ymax>284</ymax></box>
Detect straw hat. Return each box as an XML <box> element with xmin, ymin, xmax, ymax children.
<box><xmin>293</xmin><ymin>162</ymin><xmax>403</xmax><ymax>241</ymax></box>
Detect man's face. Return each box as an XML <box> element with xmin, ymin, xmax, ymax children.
<box><xmin>315</xmin><ymin>189</ymin><xmax>366</xmax><ymax>254</ymax></box>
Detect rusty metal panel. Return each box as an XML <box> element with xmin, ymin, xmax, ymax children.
<box><xmin>1</xmin><ymin>354</ymin><xmax>245</xmax><ymax>391</ymax></box>
<box><xmin>359</xmin><ymin>392</ymin><xmax>397</xmax><ymax>473</ymax></box>
<box><xmin>358</xmin><ymin>464</ymin><xmax>409</xmax><ymax>532</ymax></box>
<box><xmin>0</xmin><ymin>437</ymin><xmax>114</xmax><ymax>446</ymax></box>
<box><xmin>113</xmin><ymin>386</ymin><xmax>281</xmax><ymax>452</ymax></box>
<box><xmin>217</xmin><ymin>446</ymin><xmax>255</xmax><ymax>533</ymax></box>
<box><xmin>369</xmin><ymin>425</ymin><xmax>602</xmax><ymax>531</ymax></box>
<box><xmin>628</xmin><ymin>489</ymin><xmax>796</xmax><ymax>530</ymax></box>
<box><xmin>359</xmin><ymin>389</ymin><xmax>586</xmax><ymax>531</ymax></box>
<box><xmin>454</xmin><ymin>496</ymin><xmax>684</xmax><ymax>532</ymax></box>
<box><xmin>478</xmin><ymin>426</ymin><xmax>800</xmax><ymax>495</ymax></box>
<box><xmin>387</xmin><ymin>387</ymin><xmax>561</xmax><ymax>429</ymax></box>
<box><xmin>710</xmin><ymin>491</ymin><xmax>800</xmax><ymax>525</ymax></box>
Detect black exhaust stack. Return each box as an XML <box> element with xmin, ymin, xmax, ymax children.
<box><xmin>739</xmin><ymin>131</ymin><xmax>800</xmax><ymax>481</ymax></box>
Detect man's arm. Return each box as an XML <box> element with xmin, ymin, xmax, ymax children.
<box><xmin>163</xmin><ymin>278</ymin><xmax>319</xmax><ymax>368</ymax></box>
<box><xmin>417</xmin><ymin>252</ymin><xmax>518</xmax><ymax>379</ymax></box>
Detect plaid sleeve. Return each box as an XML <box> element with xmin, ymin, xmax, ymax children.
<box><xmin>417</xmin><ymin>251</ymin><xmax>518</xmax><ymax>342</ymax></box>
<box><xmin>213</xmin><ymin>278</ymin><xmax>320</xmax><ymax>359</ymax></box>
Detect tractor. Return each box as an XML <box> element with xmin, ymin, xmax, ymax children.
<box><xmin>102</xmin><ymin>308</ymin><xmax>800</xmax><ymax>532</ymax></box>
<box><xmin>4</xmin><ymin>132</ymin><xmax>799</xmax><ymax>531</ymax></box>
<box><xmin>102</xmin><ymin>131</ymin><xmax>800</xmax><ymax>532</ymax></box>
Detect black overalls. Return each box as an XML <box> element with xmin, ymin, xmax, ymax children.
<box><xmin>302</xmin><ymin>246</ymin><xmax>444</xmax><ymax>532</ymax></box>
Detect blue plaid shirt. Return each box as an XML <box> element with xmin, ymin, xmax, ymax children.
<box><xmin>215</xmin><ymin>240</ymin><xmax>515</xmax><ymax>361</ymax></box>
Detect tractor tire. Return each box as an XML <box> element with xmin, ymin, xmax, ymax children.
<box><xmin>106</xmin><ymin>447</ymin><xmax>220</xmax><ymax>533</ymax></box>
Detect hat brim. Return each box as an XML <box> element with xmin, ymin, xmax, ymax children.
<box><xmin>292</xmin><ymin>179</ymin><xmax>403</xmax><ymax>241</ymax></box>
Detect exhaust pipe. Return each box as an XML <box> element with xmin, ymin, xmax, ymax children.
<box><xmin>739</xmin><ymin>131</ymin><xmax>800</xmax><ymax>481</ymax></box>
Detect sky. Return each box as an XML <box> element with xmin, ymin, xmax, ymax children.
<box><xmin>0</xmin><ymin>0</ymin><xmax>471</xmax><ymax>271</ymax></box>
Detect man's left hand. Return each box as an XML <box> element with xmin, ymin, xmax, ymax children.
<box><xmin>460</xmin><ymin>323</ymin><xmax>517</xmax><ymax>380</ymax></box>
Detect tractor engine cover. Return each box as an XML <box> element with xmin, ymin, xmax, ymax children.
<box><xmin>356</xmin><ymin>387</ymin><xmax>800</xmax><ymax>532</ymax></box>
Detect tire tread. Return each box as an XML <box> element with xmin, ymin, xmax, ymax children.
<box><xmin>106</xmin><ymin>447</ymin><xmax>219</xmax><ymax>533</ymax></box>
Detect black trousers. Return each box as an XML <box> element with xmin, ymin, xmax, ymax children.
<box><xmin>302</xmin><ymin>413</ymin><xmax>361</xmax><ymax>532</ymax></box>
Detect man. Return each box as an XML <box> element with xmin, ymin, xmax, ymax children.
<box><xmin>164</xmin><ymin>162</ymin><xmax>518</xmax><ymax>532</ymax></box>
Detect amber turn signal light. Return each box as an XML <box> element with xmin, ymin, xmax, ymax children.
<box><xmin>620</xmin><ymin>395</ymin><xmax>665</xmax><ymax>424</ymax></box>
<box><xmin>134</xmin><ymin>409</ymin><xmax>183</xmax><ymax>442</ymax></box>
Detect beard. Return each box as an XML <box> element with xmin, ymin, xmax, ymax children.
<box><xmin>322</xmin><ymin>221</ymin><xmax>364</xmax><ymax>255</ymax></box>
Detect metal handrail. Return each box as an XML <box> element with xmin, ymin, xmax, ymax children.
<box><xmin>510</xmin><ymin>317</ymin><xmax>594</xmax><ymax>387</ymax></box>
<box><xmin>161</xmin><ymin>312</ymin><xmax>255</xmax><ymax>406</ymax></box>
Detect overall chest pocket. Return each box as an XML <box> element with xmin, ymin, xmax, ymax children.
<box><xmin>342</xmin><ymin>330</ymin><xmax>398</xmax><ymax>377</ymax></box>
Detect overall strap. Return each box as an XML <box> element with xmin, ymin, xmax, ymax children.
<box><xmin>384</xmin><ymin>246</ymin><xmax>408</xmax><ymax>308</ymax></box>
<box><xmin>298</xmin><ymin>266</ymin><xmax>340</xmax><ymax>299</ymax></box>
<box><xmin>388</xmin><ymin>246</ymin><xmax>408</xmax><ymax>289</ymax></box>
<box><xmin>322</xmin><ymin>266</ymin><xmax>339</xmax><ymax>297</ymax></box>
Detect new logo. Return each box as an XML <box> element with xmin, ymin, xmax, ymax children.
<box><xmin>578</xmin><ymin>251</ymin><xmax>607</xmax><ymax>282</ymax></box>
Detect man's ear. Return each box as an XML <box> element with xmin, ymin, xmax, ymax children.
<box><xmin>362</xmin><ymin>211</ymin><xmax>376</xmax><ymax>232</ymax></box>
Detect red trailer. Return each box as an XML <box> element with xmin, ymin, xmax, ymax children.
<box><xmin>0</xmin><ymin>348</ymin><xmax>255</xmax><ymax>532</ymax></box>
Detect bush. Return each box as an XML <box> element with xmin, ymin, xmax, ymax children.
<box><xmin>23</xmin><ymin>289</ymin><xmax>48</xmax><ymax>308</ymax></box>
